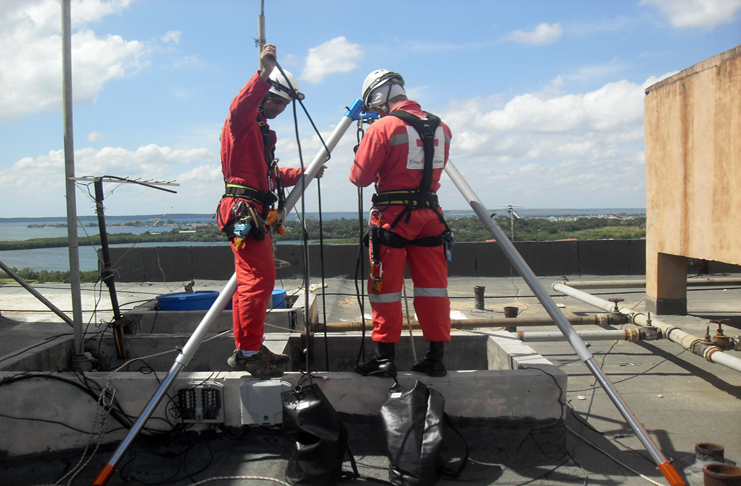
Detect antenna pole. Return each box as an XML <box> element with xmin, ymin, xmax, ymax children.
<box><xmin>257</xmin><ymin>0</ymin><xmax>266</xmax><ymax>68</ymax></box>
<box><xmin>446</xmin><ymin>161</ymin><xmax>685</xmax><ymax>486</ymax></box>
<box><xmin>61</xmin><ymin>0</ymin><xmax>88</xmax><ymax>371</ymax></box>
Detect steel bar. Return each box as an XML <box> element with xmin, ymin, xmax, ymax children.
<box><xmin>61</xmin><ymin>0</ymin><xmax>85</xmax><ymax>360</ymax></box>
<box><xmin>0</xmin><ymin>260</ymin><xmax>74</xmax><ymax>327</ymax></box>
<box><xmin>315</xmin><ymin>314</ymin><xmax>625</xmax><ymax>332</ymax></box>
<box><xmin>445</xmin><ymin>160</ymin><xmax>685</xmax><ymax>485</ymax></box>
<box><xmin>94</xmin><ymin>179</ymin><xmax>123</xmax><ymax>321</ymax></box>
<box><xmin>93</xmin><ymin>101</ymin><xmax>364</xmax><ymax>486</ymax></box>
<box><xmin>557</xmin><ymin>277</ymin><xmax>741</xmax><ymax>290</ymax></box>
<box><xmin>553</xmin><ymin>282</ymin><xmax>741</xmax><ymax>374</ymax></box>
<box><xmin>517</xmin><ymin>329</ymin><xmax>643</xmax><ymax>342</ymax></box>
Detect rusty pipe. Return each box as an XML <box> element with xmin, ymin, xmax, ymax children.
<box><xmin>556</xmin><ymin>277</ymin><xmax>741</xmax><ymax>290</ymax></box>
<box><xmin>314</xmin><ymin>313</ymin><xmax>627</xmax><ymax>332</ymax></box>
<box><xmin>517</xmin><ymin>328</ymin><xmax>649</xmax><ymax>343</ymax></box>
<box><xmin>553</xmin><ymin>282</ymin><xmax>741</xmax><ymax>374</ymax></box>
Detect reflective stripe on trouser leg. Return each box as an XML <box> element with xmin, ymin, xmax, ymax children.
<box><xmin>232</xmin><ymin>233</ymin><xmax>275</xmax><ymax>351</ymax></box>
<box><xmin>368</xmin><ymin>244</ymin><xmax>406</xmax><ymax>342</ymax></box>
<box><xmin>408</xmin><ymin>243</ymin><xmax>451</xmax><ymax>342</ymax></box>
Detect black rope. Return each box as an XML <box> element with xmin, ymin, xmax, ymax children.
<box><xmin>355</xmin><ymin>186</ymin><xmax>367</xmax><ymax>364</ymax></box>
<box><xmin>317</xmin><ymin>178</ymin><xmax>330</xmax><ymax>371</ymax></box>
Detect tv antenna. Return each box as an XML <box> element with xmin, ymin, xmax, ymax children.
<box><xmin>501</xmin><ymin>205</ymin><xmax>522</xmax><ymax>241</ymax></box>
<box><xmin>73</xmin><ymin>175</ymin><xmax>179</xmax><ymax>358</ymax></box>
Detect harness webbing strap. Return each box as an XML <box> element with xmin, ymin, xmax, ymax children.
<box><xmin>372</xmin><ymin>190</ymin><xmax>439</xmax><ymax>208</ymax></box>
<box><xmin>257</xmin><ymin>119</ymin><xmax>275</xmax><ymax>168</ymax></box>
<box><xmin>223</xmin><ymin>183</ymin><xmax>277</xmax><ymax>207</ymax></box>
<box><xmin>378</xmin><ymin>227</ymin><xmax>445</xmax><ymax>249</ymax></box>
<box><xmin>257</xmin><ymin>117</ymin><xmax>286</xmax><ymax>213</ymax></box>
<box><xmin>388</xmin><ymin>110</ymin><xmax>441</xmax><ymax>194</ymax></box>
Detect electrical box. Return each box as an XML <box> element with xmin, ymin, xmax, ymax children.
<box><xmin>176</xmin><ymin>382</ymin><xmax>224</xmax><ymax>424</ymax></box>
<box><xmin>240</xmin><ymin>379</ymin><xmax>291</xmax><ymax>425</ymax></box>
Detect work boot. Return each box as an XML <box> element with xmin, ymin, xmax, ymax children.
<box><xmin>227</xmin><ymin>348</ymin><xmax>283</xmax><ymax>379</ymax></box>
<box><xmin>355</xmin><ymin>342</ymin><xmax>397</xmax><ymax>378</ymax></box>
<box><xmin>411</xmin><ymin>341</ymin><xmax>447</xmax><ymax>377</ymax></box>
<box><xmin>259</xmin><ymin>344</ymin><xmax>289</xmax><ymax>365</ymax></box>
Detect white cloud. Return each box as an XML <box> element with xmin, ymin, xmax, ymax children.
<box><xmin>161</xmin><ymin>30</ymin><xmax>180</xmax><ymax>44</ymax></box>
<box><xmin>0</xmin><ymin>0</ymin><xmax>145</xmax><ymax>121</ymax></box>
<box><xmin>0</xmin><ymin>144</ymin><xmax>222</xmax><ymax>217</ymax></box>
<box><xmin>301</xmin><ymin>36</ymin><xmax>363</xmax><ymax>83</ymax></box>
<box><xmin>87</xmin><ymin>131</ymin><xmax>104</xmax><ymax>142</ymax></box>
<box><xmin>506</xmin><ymin>22</ymin><xmax>563</xmax><ymax>45</ymax></box>
<box><xmin>435</xmin><ymin>77</ymin><xmax>649</xmax><ymax>209</ymax></box>
<box><xmin>640</xmin><ymin>0</ymin><xmax>741</xmax><ymax>28</ymax></box>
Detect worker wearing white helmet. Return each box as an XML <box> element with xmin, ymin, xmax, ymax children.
<box><xmin>351</xmin><ymin>69</ymin><xmax>454</xmax><ymax>378</ymax></box>
<box><xmin>216</xmin><ymin>44</ymin><xmax>323</xmax><ymax>379</ymax></box>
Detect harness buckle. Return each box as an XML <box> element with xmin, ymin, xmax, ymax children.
<box><xmin>370</xmin><ymin>262</ymin><xmax>383</xmax><ymax>294</ymax></box>
<box><xmin>369</xmin><ymin>208</ymin><xmax>383</xmax><ymax>293</ymax></box>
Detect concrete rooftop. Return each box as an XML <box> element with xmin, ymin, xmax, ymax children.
<box><xmin>1</xmin><ymin>273</ymin><xmax>740</xmax><ymax>486</ymax></box>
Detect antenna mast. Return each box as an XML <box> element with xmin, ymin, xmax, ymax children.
<box><xmin>257</xmin><ymin>0</ymin><xmax>266</xmax><ymax>68</ymax></box>
<box><xmin>501</xmin><ymin>204</ymin><xmax>522</xmax><ymax>241</ymax></box>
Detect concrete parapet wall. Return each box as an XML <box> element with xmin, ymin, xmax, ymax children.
<box><xmin>0</xmin><ymin>332</ymin><xmax>565</xmax><ymax>457</ymax></box>
<box><xmin>106</xmin><ymin>239</ymin><xmax>656</xmax><ymax>282</ymax></box>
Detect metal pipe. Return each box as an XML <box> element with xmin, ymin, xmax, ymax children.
<box><xmin>445</xmin><ymin>160</ymin><xmax>684</xmax><ymax>485</ymax></box>
<box><xmin>557</xmin><ymin>277</ymin><xmax>741</xmax><ymax>290</ymax></box>
<box><xmin>315</xmin><ymin>314</ymin><xmax>624</xmax><ymax>332</ymax></box>
<box><xmin>0</xmin><ymin>260</ymin><xmax>74</xmax><ymax>327</ymax></box>
<box><xmin>93</xmin><ymin>102</ymin><xmax>363</xmax><ymax>486</ymax></box>
<box><xmin>257</xmin><ymin>0</ymin><xmax>265</xmax><ymax>69</ymax></box>
<box><xmin>553</xmin><ymin>282</ymin><xmax>741</xmax><ymax>374</ymax></box>
<box><xmin>517</xmin><ymin>329</ymin><xmax>643</xmax><ymax>343</ymax></box>
<box><xmin>94</xmin><ymin>178</ymin><xmax>122</xmax><ymax>321</ymax></box>
<box><xmin>61</xmin><ymin>0</ymin><xmax>84</xmax><ymax>360</ymax></box>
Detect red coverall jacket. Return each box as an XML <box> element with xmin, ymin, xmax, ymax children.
<box><xmin>218</xmin><ymin>71</ymin><xmax>303</xmax><ymax>352</ymax></box>
<box><xmin>350</xmin><ymin>101</ymin><xmax>453</xmax><ymax>343</ymax></box>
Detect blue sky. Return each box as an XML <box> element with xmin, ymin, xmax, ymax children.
<box><xmin>0</xmin><ymin>0</ymin><xmax>739</xmax><ymax>219</ymax></box>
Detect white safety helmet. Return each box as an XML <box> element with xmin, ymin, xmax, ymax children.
<box><xmin>361</xmin><ymin>69</ymin><xmax>405</xmax><ymax>112</ymax></box>
<box><xmin>268</xmin><ymin>68</ymin><xmax>304</xmax><ymax>101</ymax></box>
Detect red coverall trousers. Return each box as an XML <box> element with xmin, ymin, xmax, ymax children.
<box><xmin>369</xmin><ymin>205</ymin><xmax>451</xmax><ymax>344</ymax></box>
<box><xmin>231</xmin><ymin>230</ymin><xmax>275</xmax><ymax>352</ymax></box>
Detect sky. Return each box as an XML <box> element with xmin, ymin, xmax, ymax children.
<box><xmin>0</xmin><ymin>0</ymin><xmax>739</xmax><ymax>219</ymax></box>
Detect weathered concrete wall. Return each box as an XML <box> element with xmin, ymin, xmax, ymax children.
<box><xmin>106</xmin><ymin>240</ymin><xmax>657</xmax><ymax>282</ymax></box>
<box><xmin>0</xmin><ymin>332</ymin><xmax>565</xmax><ymax>457</ymax></box>
<box><xmin>644</xmin><ymin>45</ymin><xmax>741</xmax><ymax>314</ymax></box>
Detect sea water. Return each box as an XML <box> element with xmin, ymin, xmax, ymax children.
<box><xmin>0</xmin><ymin>209</ymin><xmax>645</xmax><ymax>272</ymax></box>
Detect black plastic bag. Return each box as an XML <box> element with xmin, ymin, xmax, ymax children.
<box><xmin>281</xmin><ymin>383</ymin><xmax>348</xmax><ymax>486</ymax></box>
<box><xmin>381</xmin><ymin>381</ymin><xmax>468</xmax><ymax>486</ymax></box>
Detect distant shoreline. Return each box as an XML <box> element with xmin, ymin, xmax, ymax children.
<box><xmin>0</xmin><ymin>208</ymin><xmax>646</xmax><ymax>223</ymax></box>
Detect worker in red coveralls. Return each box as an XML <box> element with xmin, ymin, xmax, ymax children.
<box><xmin>217</xmin><ymin>44</ymin><xmax>324</xmax><ymax>379</ymax></box>
<box><xmin>350</xmin><ymin>70</ymin><xmax>453</xmax><ymax>378</ymax></box>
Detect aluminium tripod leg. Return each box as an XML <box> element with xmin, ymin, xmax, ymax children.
<box><xmin>444</xmin><ymin>160</ymin><xmax>685</xmax><ymax>486</ymax></box>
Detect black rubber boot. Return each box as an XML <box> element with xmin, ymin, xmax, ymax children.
<box><xmin>411</xmin><ymin>341</ymin><xmax>447</xmax><ymax>377</ymax></box>
<box><xmin>355</xmin><ymin>342</ymin><xmax>397</xmax><ymax>378</ymax></box>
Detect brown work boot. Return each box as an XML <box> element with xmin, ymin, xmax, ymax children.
<box><xmin>227</xmin><ymin>348</ymin><xmax>283</xmax><ymax>379</ymax></box>
<box><xmin>260</xmin><ymin>344</ymin><xmax>289</xmax><ymax>365</ymax></box>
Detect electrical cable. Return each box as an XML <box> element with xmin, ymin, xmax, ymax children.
<box><xmin>316</xmin><ymin>178</ymin><xmax>331</xmax><ymax>370</ymax></box>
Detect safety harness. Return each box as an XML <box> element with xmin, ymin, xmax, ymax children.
<box><xmin>219</xmin><ymin>116</ymin><xmax>288</xmax><ymax>246</ymax></box>
<box><xmin>367</xmin><ymin>110</ymin><xmax>455</xmax><ymax>293</ymax></box>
